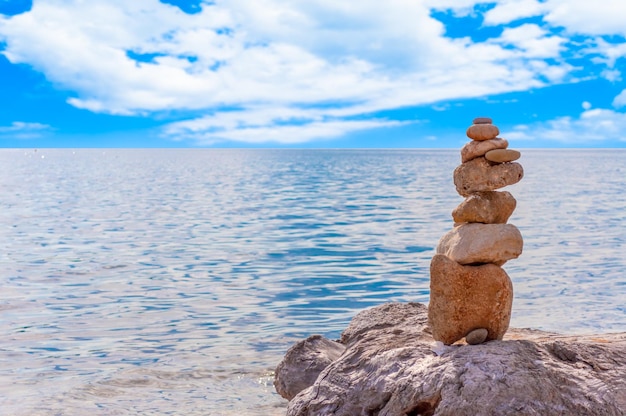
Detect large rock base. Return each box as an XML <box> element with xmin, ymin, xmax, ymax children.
<box><xmin>428</xmin><ymin>254</ymin><xmax>513</xmax><ymax>344</ymax></box>
<box><xmin>275</xmin><ymin>303</ymin><xmax>626</xmax><ymax>416</ymax></box>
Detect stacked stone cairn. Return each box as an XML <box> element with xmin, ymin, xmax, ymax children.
<box><xmin>428</xmin><ymin>117</ymin><xmax>524</xmax><ymax>345</ymax></box>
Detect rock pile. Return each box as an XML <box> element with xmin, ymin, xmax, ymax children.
<box><xmin>429</xmin><ymin>117</ymin><xmax>524</xmax><ymax>345</ymax></box>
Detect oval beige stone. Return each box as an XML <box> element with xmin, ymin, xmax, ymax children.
<box><xmin>452</xmin><ymin>191</ymin><xmax>516</xmax><ymax>224</ymax></box>
<box><xmin>472</xmin><ymin>117</ymin><xmax>492</xmax><ymax>124</ymax></box>
<box><xmin>466</xmin><ymin>124</ymin><xmax>499</xmax><ymax>141</ymax></box>
<box><xmin>485</xmin><ymin>148</ymin><xmax>521</xmax><ymax>163</ymax></box>
<box><xmin>454</xmin><ymin>157</ymin><xmax>523</xmax><ymax>197</ymax></box>
<box><xmin>436</xmin><ymin>223</ymin><xmax>523</xmax><ymax>265</ymax></box>
<box><xmin>428</xmin><ymin>254</ymin><xmax>513</xmax><ymax>344</ymax></box>
<box><xmin>461</xmin><ymin>138</ymin><xmax>509</xmax><ymax>163</ymax></box>
<box><xmin>465</xmin><ymin>328</ymin><xmax>489</xmax><ymax>345</ymax></box>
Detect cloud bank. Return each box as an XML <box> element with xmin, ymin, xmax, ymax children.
<box><xmin>0</xmin><ymin>121</ymin><xmax>52</xmax><ymax>139</ymax></box>
<box><xmin>1</xmin><ymin>0</ymin><xmax>625</xmax><ymax>144</ymax></box>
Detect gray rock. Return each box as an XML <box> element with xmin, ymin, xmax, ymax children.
<box><xmin>276</xmin><ymin>303</ymin><xmax>626</xmax><ymax>416</ymax></box>
<box><xmin>274</xmin><ymin>334</ymin><xmax>346</xmax><ymax>400</ymax></box>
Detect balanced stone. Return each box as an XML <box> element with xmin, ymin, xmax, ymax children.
<box><xmin>472</xmin><ymin>117</ymin><xmax>492</xmax><ymax>124</ymax></box>
<box><xmin>485</xmin><ymin>148</ymin><xmax>521</xmax><ymax>163</ymax></box>
<box><xmin>465</xmin><ymin>328</ymin><xmax>489</xmax><ymax>345</ymax></box>
<box><xmin>454</xmin><ymin>157</ymin><xmax>523</xmax><ymax>197</ymax></box>
<box><xmin>461</xmin><ymin>137</ymin><xmax>509</xmax><ymax>163</ymax></box>
<box><xmin>452</xmin><ymin>191</ymin><xmax>516</xmax><ymax>224</ymax></box>
<box><xmin>429</xmin><ymin>254</ymin><xmax>513</xmax><ymax>344</ymax></box>
<box><xmin>436</xmin><ymin>223</ymin><xmax>523</xmax><ymax>265</ymax></box>
<box><xmin>466</xmin><ymin>124</ymin><xmax>499</xmax><ymax>141</ymax></box>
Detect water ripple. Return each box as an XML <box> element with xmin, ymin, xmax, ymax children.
<box><xmin>0</xmin><ymin>149</ymin><xmax>624</xmax><ymax>414</ymax></box>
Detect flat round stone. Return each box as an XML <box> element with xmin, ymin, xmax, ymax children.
<box><xmin>466</xmin><ymin>124</ymin><xmax>499</xmax><ymax>141</ymax></box>
<box><xmin>473</xmin><ymin>117</ymin><xmax>492</xmax><ymax>125</ymax></box>
<box><xmin>485</xmin><ymin>149</ymin><xmax>521</xmax><ymax>163</ymax></box>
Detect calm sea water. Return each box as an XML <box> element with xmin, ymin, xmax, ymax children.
<box><xmin>1</xmin><ymin>149</ymin><xmax>624</xmax><ymax>415</ymax></box>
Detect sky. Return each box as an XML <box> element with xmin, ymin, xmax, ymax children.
<box><xmin>1</xmin><ymin>0</ymin><xmax>626</xmax><ymax>148</ymax></box>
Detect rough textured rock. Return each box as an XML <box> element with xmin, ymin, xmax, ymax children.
<box><xmin>454</xmin><ymin>157</ymin><xmax>523</xmax><ymax>197</ymax></box>
<box><xmin>461</xmin><ymin>138</ymin><xmax>508</xmax><ymax>163</ymax></box>
<box><xmin>436</xmin><ymin>223</ymin><xmax>523</xmax><ymax>265</ymax></box>
<box><xmin>466</xmin><ymin>124</ymin><xmax>499</xmax><ymax>141</ymax></box>
<box><xmin>451</xmin><ymin>191</ymin><xmax>517</xmax><ymax>224</ymax></box>
<box><xmin>429</xmin><ymin>254</ymin><xmax>513</xmax><ymax>344</ymax></box>
<box><xmin>274</xmin><ymin>334</ymin><xmax>346</xmax><ymax>400</ymax></box>
<box><xmin>485</xmin><ymin>148</ymin><xmax>521</xmax><ymax>163</ymax></box>
<box><xmin>277</xmin><ymin>303</ymin><xmax>626</xmax><ymax>416</ymax></box>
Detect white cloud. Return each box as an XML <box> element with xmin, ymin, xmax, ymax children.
<box><xmin>543</xmin><ymin>0</ymin><xmax>626</xmax><ymax>36</ymax></box>
<box><xmin>0</xmin><ymin>121</ymin><xmax>52</xmax><ymax>139</ymax></box>
<box><xmin>163</xmin><ymin>105</ymin><xmax>408</xmax><ymax>144</ymax></box>
<box><xmin>507</xmin><ymin>108</ymin><xmax>626</xmax><ymax>143</ymax></box>
<box><xmin>0</xmin><ymin>0</ymin><xmax>625</xmax><ymax>144</ymax></box>
<box><xmin>483</xmin><ymin>0</ymin><xmax>545</xmax><ymax>25</ymax></box>
<box><xmin>613</xmin><ymin>90</ymin><xmax>626</xmax><ymax>108</ymax></box>
<box><xmin>494</xmin><ymin>24</ymin><xmax>566</xmax><ymax>58</ymax></box>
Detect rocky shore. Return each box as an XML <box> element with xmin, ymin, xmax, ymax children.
<box><xmin>274</xmin><ymin>302</ymin><xmax>626</xmax><ymax>416</ymax></box>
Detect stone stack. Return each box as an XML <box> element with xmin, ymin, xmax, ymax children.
<box><xmin>428</xmin><ymin>117</ymin><xmax>523</xmax><ymax>345</ymax></box>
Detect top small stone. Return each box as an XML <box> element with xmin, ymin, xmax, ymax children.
<box><xmin>466</xmin><ymin>124</ymin><xmax>499</xmax><ymax>141</ymax></box>
<box><xmin>473</xmin><ymin>117</ymin><xmax>492</xmax><ymax>125</ymax></box>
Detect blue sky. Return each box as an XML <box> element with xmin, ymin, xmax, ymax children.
<box><xmin>1</xmin><ymin>0</ymin><xmax>626</xmax><ymax>148</ymax></box>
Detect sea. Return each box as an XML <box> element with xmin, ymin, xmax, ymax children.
<box><xmin>1</xmin><ymin>148</ymin><xmax>624</xmax><ymax>415</ymax></box>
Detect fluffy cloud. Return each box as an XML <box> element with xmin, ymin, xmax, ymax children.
<box><xmin>0</xmin><ymin>121</ymin><xmax>52</xmax><ymax>139</ymax></box>
<box><xmin>542</xmin><ymin>0</ymin><xmax>626</xmax><ymax>36</ymax></box>
<box><xmin>508</xmin><ymin>108</ymin><xmax>626</xmax><ymax>143</ymax></box>
<box><xmin>0</xmin><ymin>0</ymin><xmax>625</xmax><ymax>144</ymax></box>
<box><xmin>483</xmin><ymin>0</ymin><xmax>545</xmax><ymax>25</ymax></box>
<box><xmin>164</xmin><ymin>106</ymin><xmax>407</xmax><ymax>145</ymax></box>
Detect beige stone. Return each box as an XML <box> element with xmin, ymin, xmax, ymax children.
<box><xmin>461</xmin><ymin>137</ymin><xmax>509</xmax><ymax>163</ymax></box>
<box><xmin>452</xmin><ymin>191</ymin><xmax>516</xmax><ymax>224</ymax></box>
<box><xmin>429</xmin><ymin>254</ymin><xmax>513</xmax><ymax>344</ymax></box>
<box><xmin>436</xmin><ymin>223</ymin><xmax>523</xmax><ymax>265</ymax></box>
<box><xmin>465</xmin><ymin>328</ymin><xmax>489</xmax><ymax>345</ymax></box>
<box><xmin>454</xmin><ymin>157</ymin><xmax>523</xmax><ymax>197</ymax></box>
<box><xmin>486</xmin><ymin>148</ymin><xmax>521</xmax><ymax>163</ymax></box>
<box><xmin>466</xmin><ymin>124</ymin><xmax>499</xmax><ymax>141</ymax></box>
<box><xmin>472</xmin><ymin>117</ymin><xmax>492</xmax><ymax>124</ymax></box>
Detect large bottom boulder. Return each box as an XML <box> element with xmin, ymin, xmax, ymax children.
<box><xmin>274</xmin><ymin>303</ymin><xmax>626</xmax><ymax>416</ymax></box>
